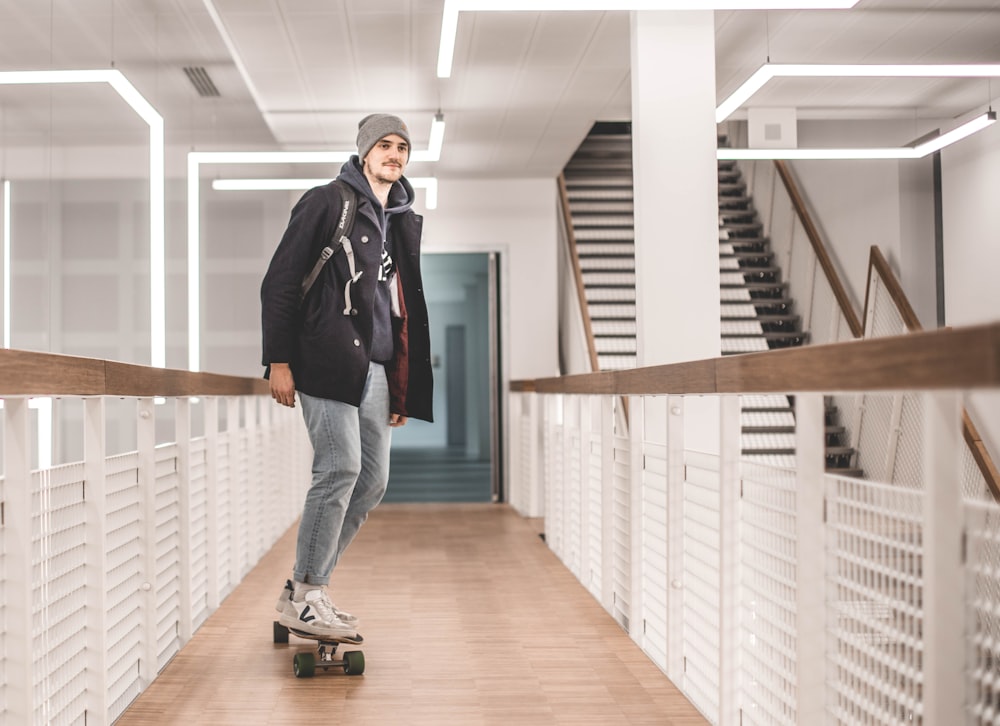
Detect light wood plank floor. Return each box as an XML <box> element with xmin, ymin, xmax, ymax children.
<box><xmin>116</xmin><ymin>504</ymin><xmax>708</xmax><ymax>725</ymax></box>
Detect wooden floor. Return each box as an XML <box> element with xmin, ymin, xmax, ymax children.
<box><xmin>116</xmin><ymin>504</ymin><xmax>708</xmax><ymax>725</ymax></box>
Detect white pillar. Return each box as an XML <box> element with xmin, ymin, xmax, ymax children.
<box><xmin>666</xmin><ymin>394</ymin><xmax>685</xmax><ymax>683</ymax></box>
<box><xmin>794</xmin><ymin>392</ymin><xmax>826</xmax><ymax>724</ymax></box>
<box><xmin>631</xmin><ymin>10</ymin><xmax>721</xmax><ymax>367</ymax></box>
<box><xmin>175</xmin><ymin>397</ymin><xmax>193</xmax><ymax>644</ymax></box>
<box><xmin>921</xmin><ymin>391</ymin><xmax>964</xmax><ymax>723</ymax></box>
<box><xmin>137</xmin><ymin>397</ymin><xmax>158</xmax><ymax>685</ymax></box>
<box><xmin>718</xmin><ymin>395</ymin><xmax>741</xmax><ymax>724</ymax></box>
<box><xmin>4</xmin><ymin>398</ymin><xmax>34</xmax><ymax>723</ymax></box>
<box><xmin>84</xmin><ymin>397</ymin><xmax>110</xmax><ymax>722</ymax></box>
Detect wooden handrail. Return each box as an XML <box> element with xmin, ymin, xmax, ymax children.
<box><xmin>514</xmin><ymin>321</ymin><xmax>1000</xmax><ymax>395</ymax></box>
<box><xmin>557</xmin><ymin>173</ymin><xmax>600</xmax><ymax>373</ymax></box>
<box><xmin>774</xmin><ymin>160</ymin><xmax>864</xmax><ymax>338</ymax></box>
<box><xmin>0</xmin><ymin>348</ymin><xmax>269</xmax><ymax>397</ymax></box>
<box><xmin>864</xmin><ymin>245</ymin><xmax>1000</xmax><ymax>500</ymax></box>
<box><xmin>864</xmin><ymin>246</ymin><xmax>923</xmax><ymax>332</ymax></box>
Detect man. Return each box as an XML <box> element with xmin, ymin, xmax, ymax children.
<box><xmin>261</xmin><ymin>113</ymin><xmax>434</xmax><ymax>639</ymax></box>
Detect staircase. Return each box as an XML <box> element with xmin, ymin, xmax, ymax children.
<box><xmin>562</xmin><ymin>122</ymin><xmax>637</xmax><ymax>371</ymax></box>
<box><xmin>560</xmin><ymin>124</ymin><xmax>861</xmax><ymax>476</ymax></box>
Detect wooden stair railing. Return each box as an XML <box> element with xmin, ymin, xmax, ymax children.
<box><xmin>558</xmin><ymin>173</ymin><xmax>600</xmax><ymax>374</ymax></box>
<box><xmin>774</xmin><ymin>159</ymin><xmax>864</xmax><ymax>338</ymax></box>
<box><xmin>777</xmin><ymin>160</ymin><xmax>1000</xmax><ymax>500</ymax></box>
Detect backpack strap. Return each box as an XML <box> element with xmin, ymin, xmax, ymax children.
<box><xmin>299</xmin><ymin>180</ymin><xmax>358</xmax><ymax>304</ymax></box>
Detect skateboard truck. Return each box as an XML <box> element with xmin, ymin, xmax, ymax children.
<box><xmin>273</xmin><ymin>621</ymin><xmax>366</xmax><ymax>677</ymax></box>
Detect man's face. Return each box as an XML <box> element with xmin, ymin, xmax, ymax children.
<box><xmin>363</xmin><ymin>134</ymin><xmax>409</xmax><ymax>185</ymax></box>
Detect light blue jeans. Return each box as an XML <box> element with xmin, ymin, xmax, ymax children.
<box><xmin>294</xmin><ymin>362</ymin><xmax>391</xmax><ymax>585</ymax></box>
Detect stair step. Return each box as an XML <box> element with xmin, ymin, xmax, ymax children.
<box><xmin>573</xmin><ymin>215</ymin><xmax>635</xmax><ymax>228</ymax></box>
<box><xmin>721</xmin><ymin>331</ymin><xmax>808</xmax><ymax>342</ymax></box>
<box><xmin>721</xmin><ymin>281</ymin><xmax>789</xmax><ymax>290</ymax></box>
<box><xmin>826</xmin><ymin>467</ymin><xmax>865</xmax><ymax>478</ymax></box>
<box><xmin>577</xmin><ymin>242</ymin><xmax>635</xmax><ymax>256</ymax></box>
<box><xmin>720</xmin><ymin>251</ymin><xmax>775</xmax><ymax>261</ymax></box>
<box><xmin>564</xmin><ymin>173</ymin><xmax>633</xmax><ymax>185</ymax></box>
<box><xmin>722</xmin><ymin>314</ymin><xmax>799</xmax><ymax>323</ymax></box>
<box><xmin>825</xmin><ymin>446</ymin><xmax>855</xmax><ymax>456</ymax></box>
<box><xmin>567</xmin><ymin>200</ymin><xmax>634</xmax><ymax>213</ymax></box>
<box><xmin>741</xmin><ymin>425</ymin><xmax>847</xmax><ymax>434</ymax></box>
<box><xmin>743</xmin><ymin>447</ymin><xmax>796</xmax><ymax>456</ymax></box>
<box><xmin>574</xmin><ymin>228</ymin><xmax>634</xmax><ymax>242</ymax></box>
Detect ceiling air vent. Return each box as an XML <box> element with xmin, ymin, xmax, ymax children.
<box><xmin>183</xmin><ymin>66</ymin><xmax>221</xmax><ymax>97</ymax></box>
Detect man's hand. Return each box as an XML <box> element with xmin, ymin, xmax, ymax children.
<box><xmin>269</xmin><ymin>363</ymin><xmax>296</xmax><ymax>408</ymax></box>
<box><xmin>390</xmin><ymin>413</ymin><xmax>408</xmax><ymax>428</ymax></box>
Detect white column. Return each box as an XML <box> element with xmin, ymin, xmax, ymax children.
<box><xmin>629</xmin><ymin>394</ymin><xmax>645</xmax><ymax>646</ymax></box>
<box><xmin>175</xmin><ymin>398</ymin><xmax>193</xmax><ymax>643</ymax></box>
<box><xmin>718</xmin><ymin>395</ymin><xmax>741</xmax><ymax>724</ymax></box>
<box><xmin>136</xmin><ymin>397</ymin><xmax>158</xmax><ymax>685</ymax></box>
<box><xmin>84</xmin><ymin>397</ymin><xmax>110</xmax><ymax>722</ymax></box>
<box><xmin>203</xmin><ymin>396</ymin><xmax>221</xmax><ymax>610</ymax></box>
<box><xmin>794</xmin><ymin>392</ymin><xmax>826</xmax><ymax>725</ymax></box>
<box><xmin>921</xmin><ymin>391</ymin><xmax>964</xmax><ymax>723</ymax></box>
<box><xmin>631</xmin><ymin>10</ymin><xmax>721</xmax><ymax>367</ymax></box>
<box><xmin>601</xmin><ymin>395</ymin><xmax>616</xmax><ymax>613</ymax></box>
<box><xmin>4</xmin><ymin>398</ymin><xmax>34</xmax><ymax>722</ymax></box>
<box><xmin>666</xmin><ymin>394</ymin><xmax>685</xmax><ymax>683</ymax></box>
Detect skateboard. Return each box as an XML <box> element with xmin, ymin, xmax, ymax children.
<box><xmin>273</xmin><ymin>621</ymin><xmax>366</xmax><ymax>677</ymax></box>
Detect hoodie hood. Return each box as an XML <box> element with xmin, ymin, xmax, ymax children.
<box><xmin>338</xmin><ymin>156</ymin><xmax>415</xmax><ymax>218</ymax></box>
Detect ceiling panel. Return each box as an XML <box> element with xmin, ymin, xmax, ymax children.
<box><xmin>2</xmin><ymin>1</ymin><xmax>1000</xmax><ymax>179</ymax></box>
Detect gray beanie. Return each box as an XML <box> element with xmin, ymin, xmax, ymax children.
<box><xmin>357</xmin><ymin>113</ymin><xmax>411</xmax><ymax>160</ymax></box>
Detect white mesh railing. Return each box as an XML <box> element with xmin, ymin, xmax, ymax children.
<box><xmin>743</xmin><ymin>159</ymin><xmax>996</xmax><ymax>503</ymax></box>
<box><xmin>508</xmin><ymin>386</ymin><xmax>989</xmax><ymax>725</ymax></box>
<box><xmin>0</xmin><ymin>395</ymin><xmax>310</xmax><ymax>725</ymax></box>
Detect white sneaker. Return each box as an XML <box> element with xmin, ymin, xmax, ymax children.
<box><xmin>276</xmin><ymin>580</ymin><xmax>359</xmax><ymax>627</ymax></box>
<box><xmin>275</xmin><ymin>579</ymin><xmax>294</xmax><ymax>614</ymax></box>
<box><xmin>278</xmin><ymin>589</ymin><xmax>363</xmax><ymax>642</ymax></box>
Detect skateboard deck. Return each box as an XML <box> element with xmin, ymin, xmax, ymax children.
<box><xmin>273</xmin><ymin>621</ymin><xmax>365</xmax><ymax>677</ymax></box>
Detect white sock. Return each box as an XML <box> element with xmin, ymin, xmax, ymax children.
<box><xmin>292</xmin><ymin>580</ymin><xmax>320</xmax><ymax>601</ymax></box>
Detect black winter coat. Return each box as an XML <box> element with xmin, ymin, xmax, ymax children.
<box><xmin>260</xmin><ymin>179</ymin><xmax>434</xmax><ymax>422</ymax></box>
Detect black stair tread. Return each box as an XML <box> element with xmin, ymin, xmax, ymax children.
<box><xmin>721</xmin><ymin>331</ymin><xmax>807</xmax><ymax>340</ymax></box>
<box><xmin>826</xmin><ymin>467</ymin><xmax>865</xmax><ymax>477</ymax></box>
<box><xmin>721</xmin><ymin>266</ymin><xmax>782</xmax><ymax>274</ymax></box>
<box><xmin>742</xmin><ymin>425</ymin><xmax>846</xmax><ymax>434</ymax></box>
<box><xmin>720</xmin><ymin>251</ymin><xmax>775</xmax><ymax>259</ymax></box>
<box><xmin>743</xmin><ymin>448</ymin><xmax>796</xmax><ymax>456</ymax></box>
<box><xmin>825</xmin><ymin>446</ymin><xmax>856</xmax><ymax>455</ymax></box>
<box><xmin>722</xmin><ymin>314</ymin><xmax>800</xmax><ymax>323</ymax></box>
<box><xmin>742</xmin><ymin>406</ymin><xmax>793</xmax><ymax>413</ymax></box>
<box><xmin>721</xmin><ymin>281</ymin><xmax>790</xmax><ymax>290</ymax></box>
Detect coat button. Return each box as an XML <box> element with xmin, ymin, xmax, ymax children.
<box><xmin>353</xmin><ymin>339</ymin><xmax>360</xmax><ymax>347</ymax></box>
<box><xmin>350</xmin><ymin>308</ymin><xmax>358</xmax><ymax>316</ymax></box>
<box><xmin>361</xmin><ymin>235</ymin><xmax>369</xmax><ymax>243</ymax></box>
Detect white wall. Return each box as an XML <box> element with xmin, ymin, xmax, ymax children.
<box><xmin>423</xmin><ymin>178</ymin><xmax>560</xmax><ymax>381</ymax></box>
<box><xmin>783</xmin><ymin>116</ymin><xmax>1000</xmax><ymax>468</ymax></box>
<box><xmin>940</xmin><ymin>121</ymin><xmax>1000</xmax><ymax>468</ymax></box>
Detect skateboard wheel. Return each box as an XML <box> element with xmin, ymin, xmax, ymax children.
<box><xmin>293</xmin><ymin>652</ymin><xmax>316</xmax><ymax>678</ymax></box>
<box><xmin>273</xmin><ymin>621</ymin><xmax>289</xmax><ymax>644</ymax></box>
<box><xmin>343</xmin><ymin>650</ymin><xmax>365</xmax><ymax>676</ymax></box>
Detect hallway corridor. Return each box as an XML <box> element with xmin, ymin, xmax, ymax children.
<box><xmin>114</xmin><ymin>504</ymin><xmax>707</xmax><ymax>725</ymax></box>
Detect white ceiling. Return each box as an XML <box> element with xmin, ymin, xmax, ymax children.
<box><xmin>0</xmin><ymin>0</ymin><xmax>999</xmax><ymax>179</ymax></box>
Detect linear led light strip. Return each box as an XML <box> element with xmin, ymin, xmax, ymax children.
<box><xmin>212</xmin><ymin>177</ymin><xmax>439</xmax><ymax>209</ymax></box>
<box><xmin>186</xmin><ymin>115</ymin><xmax>445</xmax><ymax>372</ymax></box>
<box><xmin>437</xmin><ymin>0</ymin><xmax>860</xmax><ymax>77</ymax></box>
<box><xmin>0</xmin><ymin>69</ymin><xmax>165</xmax><ymax>367</ymax></box>
<box><xmin>716</xmin><ymin>63</ymin><xmax>1000</xmax><ymax>159</ymax></box>
<box><xmin>718</xmin><ymin>111</ymin><xmax>997</xmax><ymax>159</ymax></box>
<box><xmin>716</xmin><ymin>63</ymin><xmax>1000</xmax><ymax>123</ymax></box>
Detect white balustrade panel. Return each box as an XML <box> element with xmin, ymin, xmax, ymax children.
<box><xmin>0</xmin><ymin>394</ymin><xmax>310</xmax><ymax>725</ymax></box>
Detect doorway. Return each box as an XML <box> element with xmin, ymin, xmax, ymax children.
<box><xmin>385</xmin><ymin>252</ymin><xmax>500</xmax><ymax>503</ymax></box>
